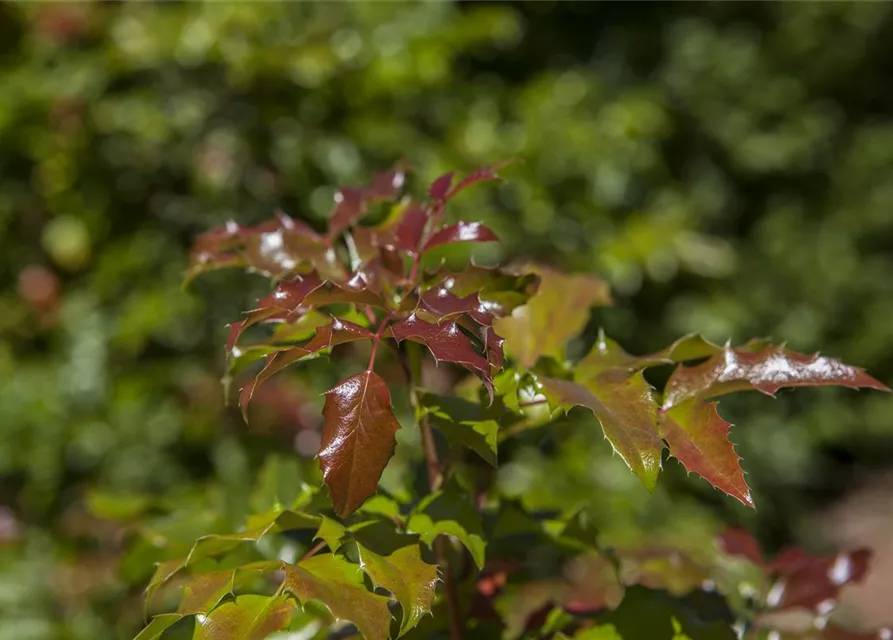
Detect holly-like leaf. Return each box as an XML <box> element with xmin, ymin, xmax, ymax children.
<box><xmin>663</xmin><ymin>343</ymin><xmax>889</xmax><ymax>410</ymax></box>
<box><xmin>328</xmin><ymin>167</ymin><xmax>407</xmax><ymax>238</ymax></box>
<box><xmin>357</xmin><ymin>543</ymin><xmax>439</xmax><ymax>635</ymax></box>
<box><xmin>494</xmin><ymin>268</ymin><xmax>612</xmax><ymax>368</ymax></box>
<box><xmin>421</xmin><ymin>221</ymin><xmax>499</xmax><ymax>253</ymax></box>
<box><xmin>540</xmin><ymin>371</ymin><xmax>664</xmax><ymax>491</ymax></box>
<box><xmin>239</xmin><ymin>318</ymin><xmax>374</xmax><ymax>421</ymax></box>
<box><xmin>226</xmin><ymin>272</ymin><xmax>325</xmax><ymax>351</ymax></box>
<box><xmin>406</xmin><ymin>484</ymin><xmax>486</xmax><ymax>569</ymax></box>
<box><xmin>282</xmin><ymin>554</ymin><xmax>393</xmax><ymax>640</ymax></box>
<box><xmin>390</xmin><ymin>314</ymin><xmax>492</xmax><ymax>386</ymax></box>
<box><xmin>443</xmin><ymin>160</ymin><xmax>516</xmax><ymax>202</ymax></box>
<box><xmin>177</xmin><ymin>570</ymin><xmax>235</xmax><ymax>616</ymax></box>
<box><xmin>420</xmin><ymin>392</ymin><xmax>501</xmax><ymax>466</ymax></box>
<box><xmin>193</xmin><ymin>594</ymin><xmax>295</xmax><ymax>640</ymax></box>
<box><xmin>319</xmin><ymin>371</ymin><xmax>402</xmax><ymax>517</ymax></box>
<box><xmin>392</xmin><ymin>204</ymin><xmax>429</xmax><ymax>254</ymax></box>
<box><xmin>659</xmin><ymin>400</ymin><xmax>752</xmax><ymax>507</ymax></box>
<box><xmin>315</xmin><ymin>516</ymin><xmax>349</xmax><ymax>553</ymax></box>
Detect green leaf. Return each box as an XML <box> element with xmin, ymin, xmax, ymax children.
<box><xmin>86</xmin><ymin>489</ymin><xmax>152</xmax><ymax>521</ymax></box>
<box><xmin>596</xmin><ymin>586</ymin><xmax>735</xmax><ymax>640</ymax></box>
<box><xmin>315</xmin><ymin>516</ymin><xmax>348</xmax><ymax>552</ymax></box>
<box><xmin>133</xmin><ymin>614</ymin><xmax>182</xmax><ymax>640</ymax></box>
<box><xmin>571</xmin><ymin>626</ymin><xmax>624</xmax><ymax>640</ymax></box>
<box><xmin>540</xmin><ymin>371</ymin><xmax>664</xmax><ymax>491</ymax></box>
<box><xmin>659</xmin><ymin>400</ymin><xmax>752</xmax><ymax>507</ymax></box>
<box><xmin>193</xmin><ymin>594</ymin><xmax>295</xmax><ymax>640</ymax></box>
<box><xmin>493</xmin><ymin>267</ymin><xmax>611</xmax><ymax>368</ymax></box>
<box><xmin>177</xmin><ymin>570</ymin><xmax>235</xmax><ymax>615</ymax></box>
<box><xmin>420</xmin><ymin>392</ymin><xmax>500</xmax><ymax>466</ymax></box>
<box><xmin>282</xmin><ymin>554</ymin><xmax>392</xmax><ymax>640</ymax></box>
<box><xmin>357</xmin><ymin>543</ymin><xmax>439</xmax><ymax>636</ymax></box>
<box><xmin>406</xmin><ymin>484</ymin><xmax>486</xmax><ymax>569</ymax></box>
<box><xmin>319</xmin><ymin>370</ymin><xmax>402</xmax><ymax>517</ymax></box>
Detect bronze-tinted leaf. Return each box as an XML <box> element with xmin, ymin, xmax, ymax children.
<box><xmin>663</xmin><ymin>343</ymin><xmax>890</xmax><ymax>409</ymax></box>
<box><xmin>443</xmin><ymin>160</ymin><xmax>516</xmax><ymax>202</ymax></box>
<box><xmin>328</xmin><ymin>167</ymin><xmax>406</xmax><ymax>238</ymax></box>
<box><xmin>419</xmin><ymin>286</ymin><xmax>493</xmax><ymax>326</ymax></box>
<box><xmin>226</xmin><ymin>272</ymin><xmax>325</xmax><ymax>351</ymax></box>
<box><xmin>193</xmin><ymin>594</ymin><xmax>294</xmax><ymax>640</ymax></box>
<box><xmin>494</xmin><ymin>268</ymin><xmax>612</xmax><ymax>368</ymax></box>
<box><xmin>357</xmin><ymin>543</ymin><xmax>439</xmax><ymax>635</ymax></box>
<box><xmin>660</xmin><ymin>400</ymin><xmax>752</xmax><ymax>507</ymax></box>
<box><xmin>540</xmin><ymin>371</ymin><xmax>664</xmax><ymax>490</ymax></box>
<box><xmin>239</xmin><ymin>318</ymin><xmax>373</xmax><ymax>421</ymax></box>
<box><xmin>392</xmin><ymin>205</ymin><xmax>428</xmax><ymax>254</ymax></box>
<box><xmin>421</xmin><ymin>221</ymin><xmax>499</xmax><ymax>253</ymax></box>
<box><xmin>319</xmin><ymin>371</ymin><xmax>402</xmax><ymax>517</ymax></box>
<box><xmin>282</xmin><ymin>554</ymin><xmax>392</xmax><ymax>640</ymax></box>
<box><xmin>390</xmin><ymin>314</ymin><xmax>492</xmax><ymax>386</ymax></box>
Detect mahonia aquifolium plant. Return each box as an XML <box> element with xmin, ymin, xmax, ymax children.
<box><xmin>135</xmin><ymin>163</ymin><xmax>891</xmax><ymax>640</ymax></box>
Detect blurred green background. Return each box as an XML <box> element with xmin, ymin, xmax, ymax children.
<box><xmin>2</xmin><ymin>2</ymin><xmax>893</xmax><ymax>638</ymax></box>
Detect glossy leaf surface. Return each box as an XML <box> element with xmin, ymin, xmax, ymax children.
<box><xmin>282</xmin><ymin>554</ymin><xmax>392</xmax><ymax>640</ymax></box>
<box><xmin>540</xmin><ymin>371</ymin><xmax>664</xmax><ymax>490</ymax></box>
<box><xmin>319</xmin><ymin>371</ymin><xmax>402</xmax><ymax>517</ymax></box>
<box><xmin>193</xmin><ymin>594</ymin><xmax>295</xmax><ymax>640</ymax></box>
<box><xmin>663</xmin><ymin>343</ymin><xmax>889</xmax><ymax>409</ymax></box>
<box><xmin>421</xmin><ymin>221</ymin><xmax>499</xmax><ymax>253</ymax></box>
<box><xmin>659</xmin><ymin>400</ymin><xmax>752</xmax><ymax>507</ymax></box>
<box><xmin>357</xmin><ymin>543</ymin><xmax>439</xmax><ymax>635</ymax></box>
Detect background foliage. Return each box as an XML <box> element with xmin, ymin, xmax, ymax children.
<box><xmin>2</xmin><ymin>2</ymin><xmax>893</xmax><ymax>639</ymax></box>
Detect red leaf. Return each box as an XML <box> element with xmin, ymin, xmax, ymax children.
<box><xmin>319</xmin><ymin>371</ymin><xmax>402</xmax><ymax>517</ymax></box>
<box><xmin>428</xmin><ymin>171</ymin><xmax>455</xmax><ymax>201</ymax></box>
<box><xmin>328</xmin><ymin>168</ymin><xmax>407</xmax><ymax>238</ymax></box>
<box><xmin>660</xmin><ymin>400</ymin><xmax>752</xmax><ymax>507</ymax></box>
<box><xmin>239</xmin><ymin>319</ymin><xmax>373</xmax><ymax>422</ymax></box>
<box><xmin>444</xmin><ymin>160</ymin><xmax>517</xmax><ymax>202</ymax></box>
<box><xmin>390</xmin><ymin>314</ymin><xmax>492</xmax><ymax>385</ymax></box>
<box><xmin>226</xmin><ymin>273</ymin><xmax>325</xmax><ymax>351</ymax></box>
<box><xmin>419</xmin><ymin>286</ymin><xmax>493</xmax><ymax>326</ymax></box>
<box><xmin>769</xmin><ymin>548</ymin><xmax>872</xmax><ymax>611</ymax></box>
<box><xmin>663</xmin><ymin>343</ymin><xmax>890</xmax><ymax>409</ymax></box>
<box><xmin>392</xmin><ymin>205</ymin><xmax>428</xmax><ymax>254</ymax></box>
<box><xmin>718</xmin><ymin>528</ymin><xmax>766</xmax><ymax>566</ymax></box>
<box><xmin>422</xmin><ymin>221</ymin><xmax>499</xmax><ymax>253</ymax></box>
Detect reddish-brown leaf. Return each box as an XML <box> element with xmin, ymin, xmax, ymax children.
<box><xmin>319</xmin><ymin>371</ymin><xmax>402</xmax><ymax>517</ymax></box>
<box><xmin>419</xmin><ymin>286</ymin><xmax>493</xmax><ymax>326</ymax></box>
<box><xmin>392</xmin><ymin>205</ymin><xmax>428</xmax><ymax>254</ymax></box>
<box><xmin>239</xmin><ymin>319</ymin><xmax>373</xmax><ymax>421</ymax></box>
<box><xmin>444</xmin><ymin>160</ymin><xmax>517</xmax><ymax>202</ymax></box>
<box><xmin>390</xmin><ymin>314</ymin><xmax>492</xmax><ymax>385</ymax></box>
<box><xmin>422</xmin><ymin>221</ymin><xmax>499</xmax><ymax>253</ymax></box>
<box><xmin>328</xmin><ymin>168</ymin><xmax>407</xmax><ymax>238</ymax></box>
<box><xmin>428</xmin><ymin>171</ymin><xmax>455</xmax><ymax>201</ymax></box>
<box><xmin>660</xmin><ymin>400</ymin><xmax>752</xmax><ymax>507</ymax></box>
<box><xmin>193</xmin><ymin>594</ymin><xmax>294</xmax><ymax>640</ymax></box>
<box><xmin>768</xmin><ymin>548</ymin><xmax>872</xmax><ymax>611</ymax></box>
<box><xmin>663</xmin><ymin>343</ymin><xmax>890</xmax><ymax>409</ymax></box>
<box><xmin>540</xmin><ymin>371</ymin><xmax>664</xmax><ymax>490</ymax></box>
<box><xmin>226</xmin><ymin>272</ymin><xmax>325</xmax><ymax>351</ymax></box>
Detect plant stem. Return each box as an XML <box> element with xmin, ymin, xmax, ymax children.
<box><xmin>404</xmin><ymin>341</ymin><xmax>462</xmax><ymax>640</ymax></box>
<box><xmin>299</xmin><ymin>540</ymin><xmax>326</xmax><ymax>562</ymax></box>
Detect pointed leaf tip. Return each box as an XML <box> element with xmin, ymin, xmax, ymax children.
<box><xmin>660</xmin><ymin>400</ymin><xmax>753</xmax><ymax>507</ymax></box>
<box><xmin>319</xmin><ymin>371</ymin><xmax>402</xmax><ymax>517</ymax></box>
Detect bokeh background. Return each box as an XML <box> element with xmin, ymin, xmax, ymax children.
<box><xmin>2</xmin><ymin>2</ymin><xmax>893</xmax><ymax>638</ymax></box>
